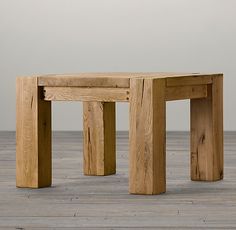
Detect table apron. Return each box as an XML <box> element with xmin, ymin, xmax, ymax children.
<box><xmin>43</xmin><ymin>84</ymin><xmax>208</xmax><ymax>102</ymax></box>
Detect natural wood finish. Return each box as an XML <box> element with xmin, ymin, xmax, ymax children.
<box><xmin>190</xmin><ymin>75</ymin><xmax>223</xmax><ymax>181</ymax></box>
<box><xmin>15</xmin><ymin>73</ymin><xmax>224</xmax><ymax>195</ymax></box>
<box><xmin>37</xmin><ymin>73</ymin><xmax>221</xmax><ymax>88</ymax></box>
<box><xmin>129</xmin><ymin>78</ymin><xmax>166</xmax><ymax>194</ymax></box>
<box><xmin>45</xmin><ymin>84</ymin><xmax>208</xmax><ymax>102</ymax></box>
<box><xmin>38</xmin><ymin>74</ymin><xmax>130</xmax><ymax>88</ymax></box>
<box><xmin>44</xmin><ymin>87</ymin><xmax>129</xmax><ymax>102</ymax></box>
<box><xmin>16</xmin><ymin>77</ymin><xmax>52</xmax><ymax>188</ymax></box>
<box><xmin>83</xmin><ymin>102</ymin><xmax>116</xmax><ymax>175</ymax></box>
<box><xmin>166</xmin><ymin>75</ymin><xmax>214</xmax><ymax>87</ymax></box>
<box><xmin>166</xmin><ymin>85</ymin><xmax>207</xmax><ymax>101</ymax></box>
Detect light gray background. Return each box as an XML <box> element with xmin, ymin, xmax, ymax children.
<box><xmin>0</xmin><ymin>0</ymin><xmax>235</xmax><ymax>131</ymax></box>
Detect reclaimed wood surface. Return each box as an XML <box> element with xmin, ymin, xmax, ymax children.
<box><xmin>37</xmin><ymin>73</ymin><xmax>222</xmax><ymax>88</ymax></box>
<box><xmin>83</xmin><ymin>102</ymin><xmax>116</xmax><ymax>176</ymax></box>
<box><xmin>16</xmin><ymin>74</ymin><xmax>223</xmax><ymax>195</ymax></box>
<box><xmin>190</xmin><ymin>76</ymin><xmax>223</xmax><ymax>181</ymax></box>
<box><xmin>166</xmin><ymin>75</ymin><xmax>214</xmax><ymax>87</ymax></box>
<box><xmin>16</xmin><ymin>77</ymin><xmax>52</xmax><ymax>188</ymax></box>
<box><xmin>44</xmin><ymin>87</ymin><xmax>130</xmax><ymax>102</ymax></box>
<box><xmin>129</xmin><ymin>78</ymin><xmax>166</xmax><ymax>194</ymax></box>
<box><xmin>0</xmin><ymin>131</ymin><xmax>235</xmax><ymax>229</ymax></box>
<box><xmin>166</xmin><ymin>85</ymin><xmax>207</xmax><ymax>101</ymax></box>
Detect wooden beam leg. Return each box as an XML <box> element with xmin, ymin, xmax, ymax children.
<box><xmin>129</xmin><ymin>78</ymin><xmax>166</xmax><ymax>195</ymax></box>
<box><xmin>83</xmin><ymin>102</ymin><xmax>116</xmax><ymax>176</ymax></box>
<box><xmin>190</xmin><ymin>76</ymin><xmax>223</xmax><ymax>181</ymax></box>
<box><xmin>16</xmin><ymin>77</ymin><xmax>52</xmax><ymax>188</ymax></box>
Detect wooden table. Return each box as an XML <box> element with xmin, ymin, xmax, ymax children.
<box><xmin>16</xmin><ymin>73</ymin><xmax>223</xmax><ymax>195</ymax></box>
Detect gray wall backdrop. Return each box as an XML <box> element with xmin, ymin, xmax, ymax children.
<box><xmin>0</xmin><ymin>0</ymin><xmax>235</xmax><ymax>131</ymax></box>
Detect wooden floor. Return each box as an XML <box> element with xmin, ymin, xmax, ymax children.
<box><xmin>0</xmin><ymin>131</ymin><xmax>236</xmax><ymax>229</ymax></box>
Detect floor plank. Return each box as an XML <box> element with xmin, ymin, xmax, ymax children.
<box><xmin>0</xmin><ymin>131</ymin><xmax>236</xmax><ymax>229</ymax></box>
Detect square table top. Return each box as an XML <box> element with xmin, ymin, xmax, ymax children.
<box><xmin>35</xmin><ymin>72</ymin><xmax>222</xmax><ymax>88</ymax></box>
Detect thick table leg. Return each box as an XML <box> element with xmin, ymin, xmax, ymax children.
<box><xmin>129</xmin><ymin>78</ymin><xmax>166</xmax><ymax>194</ymax></box>
<box><xmin>191</xmin><ymin>76</ymin><xmax>223</xmax><ymax>181</ymax></box>
<box><xmin>83</xmin><ymin>102</ymin><xmax>116</xmax><ymax>176</ymax></box>
<box><xmin>16</xmin><ymin>77</ymin><xmax>52</xmax><ymax>188</ymax></box>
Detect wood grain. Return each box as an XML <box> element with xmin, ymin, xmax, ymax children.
<box><xmin>129</xmin><ymin>78</ymin><xmax>166</xmax><ymax>194</ymax></box>
<box><xmin>190</xmin><ymin>75</ymin><xmax>223</xmax><ymax>181</ymax></box>
<box><xmin>16</xmin><ymin>77</ymin><xmax>52</xmax><ymax>188</ymax></box>
<box><xmin>38</xmin><ymin>74</ymin><xmax>130</xmax><ymax>88</ymax></box>
<box><xmin>166</xmin><ymin>85</ymin><xmax>207</xmax><ymax>101</ymax></box>
<box><xmin>37</xmin><ymin>73</ymin><xmax>221</xmax><ymax>88</ymax></box>
<box><xmin>166</xmin><ymin>75</ymin><xmax>214</xmax><ymax>87</ymax></box>
<box><xmin>15</xmin><ymin>73</ymin><xmax>223</xmax><ymax>195</ymax></box>
<box><xmin>44</xmin><ymin>87</ymin><xmax>129</xmax><ymax>102</ymax></box>
<box><xmin>83</xmin><ymin>102</ymin><xmax>116</xmax><ymax>176</ymax></box>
